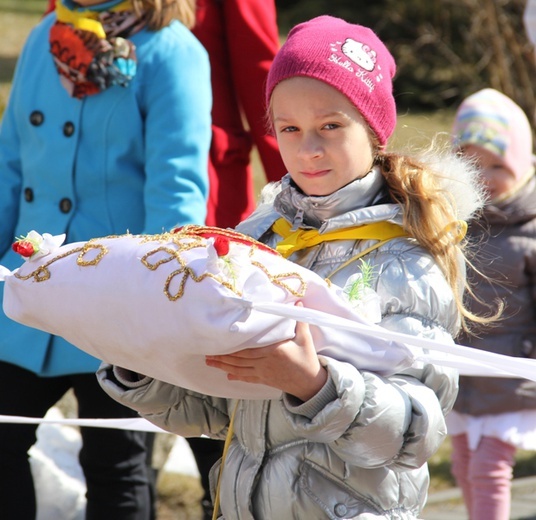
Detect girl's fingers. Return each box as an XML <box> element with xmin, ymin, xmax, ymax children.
<box><xmin>206</xmin><ymin>348</ymin><xmax>269</xmax><ymax>365</ymax></box>
<box><xmin>205</xmin><ymin>355</ymin><xmax>254</xmax><ymax>368</ymax></box>
<box><xmin>294</xmin><ymin>316</ymin><xmax>311</xmax><ymax>343</ymax></box>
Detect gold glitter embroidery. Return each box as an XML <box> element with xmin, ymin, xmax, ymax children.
<box><xmin>250</xmin><ymin>259</ymin><xmax>307</xmax><ymax>298</ymax></box>
<box><xmin>140</xmin><ymin>244</ymin><xmax>240</xmax><ymax>301</ymax></box>
<box><xmin>77</xmin><ymin>243</ymin><xmax>108</xmax><ymax>266</ymax></box>
<box><xmin>13</xmin><ymin>226</ymin><xmax>309</xmax><ymax>301</ymax></box>
<box><xmin>14</xmin><ymin>242</ymin><xmax>108</xmax><ymax>282</ymax></box>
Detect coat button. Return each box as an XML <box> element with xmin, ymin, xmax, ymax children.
<box><xmin>59</xmin><ymin>198</ymin><xmax>72</xmax><ymax>213</ymax></box>
<box><xmin>29</xmin><ymin>111</ymin><xmax>44</xmax><ymax>126</ymax></box>
<box><xmin>63</xmin><ymin>122</ymin><xmax>75</xmax><ymax>137</ymax></box>
<box><xmin>334</xmin><ymin>503</ymin><xmax>348</xmax><ymax>517</ymax></box>
<box><xmin>24</xmin><ymin>187</ymin><xmax>34</xmax><ymax>202</ymax></box>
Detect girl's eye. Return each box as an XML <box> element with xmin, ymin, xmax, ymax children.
<box><xmin>280</xmin><ymin>126</ymin><xmax>298</xmax><ymax>133</ymax></box>
<box><xmin>323</xmin><ymin>123</ymin><xmax>340</xmax><ymax>130</ymax></box>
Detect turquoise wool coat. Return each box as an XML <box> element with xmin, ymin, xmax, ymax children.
<box><xmin>0</xmin><ymin>13</ymin><xmax>212</xmax><ymax>376</ymax></box>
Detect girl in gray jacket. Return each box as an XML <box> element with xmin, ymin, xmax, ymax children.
<box><xmin>447</xmin><ymin>89</ymin><xmax>536</xmax><ymax>520</ymax></box>
<box><xmin>98</xmin><ymin>15</ymin><xmax>487</xmax><ymax>519</ymax></box>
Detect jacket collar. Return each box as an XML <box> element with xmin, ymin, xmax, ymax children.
<box><xmin>274</xmin><ymin>166</ymin><xmax>390</xmax><ymax>230</ymax></box>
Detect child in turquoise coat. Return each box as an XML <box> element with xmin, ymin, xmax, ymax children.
<box><xmin>0</xmin><ymin>0</ymin><xmax>211</xmax><ymax>518</ymax></box>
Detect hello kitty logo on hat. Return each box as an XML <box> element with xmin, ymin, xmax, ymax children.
<box><xmin>328</xmin><ymin>38</ymin><xmax>384</xmax><ymax>94</ymax></box>
<box><xmin>342</xmin><ymin>40</ymin><xmax>376</xmax><ymax>71</ymax></box>
<box><xmin>266</xmin><ymin>15</ymin><xmax>397</xmax><ymax>146</ymax></box>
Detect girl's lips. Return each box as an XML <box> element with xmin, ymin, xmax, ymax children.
<box><xmin>300</xmin><ymin>169</ymin><xmax>330</xmax><ymax>178</ymax></box>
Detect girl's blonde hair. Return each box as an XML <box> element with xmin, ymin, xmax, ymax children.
<box><xmin>131</xmin><ymin>0</ymin><xmax>196</xmax><ymax>30</ymax></box>
<box><xmin>266</xmin><ymin>88</ymin><xmax>498</xmax><ymax>332</ymax></box>
<box><xmin>376</xmin><ymin>149</ymin><xmax>499</xmax><ymax>332</ymax></box>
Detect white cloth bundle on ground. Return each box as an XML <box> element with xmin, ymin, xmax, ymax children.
<box><xmin>0</xmin><ymin>226</ymin><xmax>413</xmax><ymax>399</ymax></box>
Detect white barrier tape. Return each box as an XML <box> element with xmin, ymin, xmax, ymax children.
<box><xmin>3</xmin><ymin>302</ymin><xmax>535</xmax><ymax>431</ymax></box>
<box><xmin>0</xmin><ymin>414</ymin><xmax>167</xmax><ymax>432</ymax></box>
<box><xmin>252</xmin><ymin>301</ymin><xmax>536</xmax><ymax>382</ymax></box>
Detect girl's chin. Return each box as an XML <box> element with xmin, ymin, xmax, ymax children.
<box><xmin>298</xmin><ymin>181</ymin><xmax>345</xmax><ymax>197</ymax></box>
<box><xmin>294</xmin><ymin>179</ymin><xmax>338</xmax><ymax>197</ymax></box>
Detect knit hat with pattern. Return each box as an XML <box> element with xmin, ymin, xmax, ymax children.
<box><xmin>266</xmin><ymin>15</ymin><xmax>397</xmax><ymax>146</ymax></box>
<box><xmin>452</xmin><ymin>88</ymin><xmax>533</xmax><ymax>182</ymax></box>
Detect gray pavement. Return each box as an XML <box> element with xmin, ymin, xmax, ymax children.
<box><xmin>422</xmin><ymin>476</ymin><xmax>536</xmax><ymax>519</ymax></box>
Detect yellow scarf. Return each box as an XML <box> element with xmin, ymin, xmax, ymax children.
<box><xmin>55</xmin><ymin>0</ymin><xmax>132</xmax><ymax>38</ymax></box>
<box><xmin>272</xmin><ymin>218</ymin><xmax>408</xmax><ymax>258</ymax></box>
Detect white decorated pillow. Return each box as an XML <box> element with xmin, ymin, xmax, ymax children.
<box><xmin>1</xmin><ymin>226</ymin><xmax>414</xmax><ymax>399</ymax></box>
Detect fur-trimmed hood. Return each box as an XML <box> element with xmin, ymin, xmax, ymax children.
<box><xmin>251</xmin><ymin>146</ymin><xmax>486</xmax><ymax>230</ymax></box>
<box><xmin>413</xmin><ymin>146</ymin><xmax>486</xmax><ymax>222</ymax></box>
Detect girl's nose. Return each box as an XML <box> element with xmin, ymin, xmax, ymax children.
<box><xmin>297</xmin><ymin>133</ymin><xmax>323</xmax><ymax>160</ymax></box>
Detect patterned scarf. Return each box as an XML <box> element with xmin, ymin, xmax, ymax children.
<box><xmin>49</xmin><ymin>0</ymin><xmax>146</xmax><ymax>99</ymax></box>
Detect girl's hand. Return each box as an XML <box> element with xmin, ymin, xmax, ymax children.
<box><xmin>205</xmin><ymin>303</ymin><xmax>327</xmax><ymax>402</ymax></box>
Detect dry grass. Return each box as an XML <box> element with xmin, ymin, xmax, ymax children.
<box><xmin>391</xmin><ymin>109</ymin><xmax>454</xmax><ymax>150</ymax></box>
<box><xmin>156</xmin><ymin>472</ymin><xmax>205</xmax><ymax>520</ymax></box>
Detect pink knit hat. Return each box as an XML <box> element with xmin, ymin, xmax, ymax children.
<box><xmin>266</xmin><ymin>15</ymin><xmax>397</xmax><ymax>146</ymax></box>
<box><xmin>452</xmin><ymin>88</ymin><xmax>534</xmax><ymax>182</ymax></box>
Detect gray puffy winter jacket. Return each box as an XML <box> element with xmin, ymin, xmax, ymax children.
<box><xmin>454</xmin><ymin>174</ymin><xmax>536</xmax><ymax>416</ymax></box>
<box><xmin>98</xmin><ymin>167</ymin><xmax>472</xmax><ymax>519</ymax></box>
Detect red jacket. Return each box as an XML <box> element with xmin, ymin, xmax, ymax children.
<box><xmin>193</xmin><ymin>0</ymin><xmax>286</xmax><ymax>227</ymax></box>
<box><xmin>45</xmin><ymin>0</ymin><xmax>286</xmax><ymax>228</ymax></box>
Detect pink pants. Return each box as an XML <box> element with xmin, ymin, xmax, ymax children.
<box><xmin>450</xmin><ymin>434</ymin><xmax>516</xmax><ymax>520</ymax></box>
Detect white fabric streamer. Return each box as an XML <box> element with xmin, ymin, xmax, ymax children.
<box><xmin>250</xmin><ymin>301</ymin><xmax>536</xmax><ymax>382</ymax></box>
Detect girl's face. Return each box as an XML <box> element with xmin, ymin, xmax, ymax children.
<box><xmin>271</xmin><ymin>77</ymin><xmax>375</xmax><ymax>196</ymax></box>
<box><xmin>461</xmin><ymin>144</ymin><xmax>517</xmax><ymax>201</ymax></box>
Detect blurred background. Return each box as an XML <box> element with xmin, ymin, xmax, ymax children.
<box><xmin>2</xmin><ymin>0</ymin><xmax>536</xmax><ymax>129</ymax></box>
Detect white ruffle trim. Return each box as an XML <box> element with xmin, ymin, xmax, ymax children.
<box><xmin>447</xmin><ymin>409</ymin><xmax>536</xmax><ymax>451</ymax></box>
